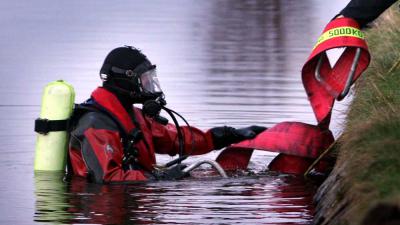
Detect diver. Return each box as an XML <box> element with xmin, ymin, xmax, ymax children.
<box><xmin>68</xmin><ymin>46</ymin><xmax>266</xmax><ymax>183</ymax></box>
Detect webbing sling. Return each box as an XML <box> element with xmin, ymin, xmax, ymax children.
<box><xmin>216</xmin><ymin>18</ymin><xmax>370</xmax><ymax>174</ymax></box>
<box><xmin>302</xmin><ymin>17</ymin><xmax>370</xmax><ymax>127</ymax></box>
<box><xmin>216</xmin><ymin>122</ymin><xmax>334</xmax><ymax>172</ymax></box>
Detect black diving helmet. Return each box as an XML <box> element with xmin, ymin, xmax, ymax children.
<box><xmin>100</xmin><ymin>59</ymin><xmax>165</xmax><ymax>103</ymax></box>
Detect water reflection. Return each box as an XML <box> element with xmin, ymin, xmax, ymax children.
<box><xmin>194</xmin><ymin>0</ymin><xmax>318</xmax><ymax>128</ymax></box>
<box><xmin>34</xmin><ymin>172</ymin><xmax>72</xmax><ymax>224</ymax></box>
<box><xmin>34</xmin><ymin>172</ymin><xmax>315</xmax><ymax>224</ymax></box>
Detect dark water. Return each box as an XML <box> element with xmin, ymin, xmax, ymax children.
<box><xmin>0</xmin><ymin>1</ymin><xmax>350</xmax><ymax>224</ymax></box>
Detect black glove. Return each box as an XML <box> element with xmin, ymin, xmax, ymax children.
<box><xmin>210</xmin><ymin>125</ymin><xmax>267</xmax><ymax>149</ymax></box>
<box><xmin>152</xmin><ymin>164</ymin><xmax>188</xmax><ymax>180</ymax></box>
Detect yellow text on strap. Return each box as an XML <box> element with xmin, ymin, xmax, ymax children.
<box><xmin>313</xmin><ymin>26</ymin><xmax>365</xmax><ymax>50</ymax></box>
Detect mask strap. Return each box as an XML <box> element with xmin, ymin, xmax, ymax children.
<box><xmin>100</xmin><ymin>61</ymin><xmax>156</xmax><ymax>80</ymax></box>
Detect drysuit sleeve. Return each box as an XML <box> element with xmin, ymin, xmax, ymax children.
<box><xmin>69</xmin><ymin>112</ymin><xmax>147</xmax><ymax>183</ymax></box>
<box><xmin>339</xmin><ymin>0</ymin><xmax>398</xmax><ymax>28</ymax></box>
<box><xmin>151</xmin><ymin>122</ymin><xmax>215</xmax><ymax>156</ymax></box>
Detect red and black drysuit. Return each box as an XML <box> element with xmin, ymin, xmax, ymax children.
<box><xmin>69</xmin><ymin>87</ymin><xmax>216</xmax><ymax>183</ymax></box>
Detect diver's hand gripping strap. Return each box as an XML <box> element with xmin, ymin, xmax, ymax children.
<box><xmin>301</xmin><ymin>17</ymin><xmax>370</xmax><ymax>127</ymax></box>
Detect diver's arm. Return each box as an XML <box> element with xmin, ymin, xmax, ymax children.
<box><xmin>70</xmin><ymin>112</ymin><xmax>147</xmax><ymax>183</ymax></box>
<box><xmin>339</xmin><ymin>0</ymin><xmax>397</xmax><ymax>28</ymax></box>
<box><xmin>151</xmin><ymin>122</ymin><xmax>215</xmax><ymax>156</ymax></box>
<box><xmin>151</xmin><ymin>119</ymin><xmax>266</xmax><ymax>155</ymax></box>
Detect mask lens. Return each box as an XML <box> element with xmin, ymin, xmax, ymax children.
<box><xmin>140</xmin><ymin>69</ymin><xmax>162</xmax><ymax>94</ymax></box>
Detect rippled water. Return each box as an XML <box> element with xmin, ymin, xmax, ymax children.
<box><xmin>0</xmin><ymin>1</ymin><xmax>350</xmax><ymax>224</ymax></box>
<box><xmin>35</xmin><ymin>172</ymin><xmax>317</xmax><ymax>225</ymax></box>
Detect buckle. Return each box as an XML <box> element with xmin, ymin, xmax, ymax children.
<box><xmin>34</xmin><ymin>118</ymin><xmax>50</xmax><ymax>135</ymax></box>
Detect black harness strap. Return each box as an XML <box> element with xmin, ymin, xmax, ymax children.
<box><xmin>34</xmin><ymin>118</ymin><xmax>69</xmax><ymax>135</ymax></box>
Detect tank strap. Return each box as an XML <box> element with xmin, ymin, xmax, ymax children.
<box><xmin>34</xmin><ymin>102</ymin><xmax>98</xmax><ymax>135</ymax></box>
<box><xmin>34</xmin><ymin>118</ymin><xmax>69</xmax><ymax>135</ymax></box>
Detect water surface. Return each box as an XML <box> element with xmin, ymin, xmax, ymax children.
<box><xmin>0</xmin><ymin>1</ymin><xmax>349</xmax><ymax>224</ymax></box>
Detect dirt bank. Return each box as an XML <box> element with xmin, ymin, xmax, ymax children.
<box><xmin>312</xmin><ymin>7</ymin><xmax>400</xmax><ymax>225</ymax></box>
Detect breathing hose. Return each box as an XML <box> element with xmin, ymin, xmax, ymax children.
<box><xmin>162</xmin><ymin>106</ymin><xmax>195</xmax><ymax>159</ymax></box>
<box><xmin>162</xmin><ymin>107</ymin><xmax>185</xmax><ymax>158</ymax></box>
<box><xmin>183</xmin><ymin>160</ymin><xmax>228</xmax><ymax>178</ymax></box>
<box><xmin>160</xmin><ymin>107</ymin><xmax>228</xmax><ymax>179</ymax></box>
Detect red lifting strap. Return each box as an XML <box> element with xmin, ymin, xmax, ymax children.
<box><xmin>216</xmin><ymin>18</ymin><xmax>370</xmax><ymax>174</ymax></box>
<box><xmin>216</xmin><ymin>122</ymin><xmax>334</xmax><ymax>171</ymax></box>
<box><xmin>302</xmin><ymin>17</ymin><xmax>370</xmax><ymax>127</ymax></box>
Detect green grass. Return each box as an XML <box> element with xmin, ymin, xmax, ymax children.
<box><xmin>335</xmin><ymin>6</ymin><xmax>400</xmax><ymax>223</ymax></box>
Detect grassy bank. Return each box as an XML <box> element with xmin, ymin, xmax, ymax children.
<box><xmin>313</xmin><ymin>6</ymin><xmax>400</xmax><ymax>225</ymax></box>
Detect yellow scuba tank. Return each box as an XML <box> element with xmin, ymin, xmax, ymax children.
<box><xmin>34</xmin><ymin>80</ymin><xmax>75</xmax><ymax>171</ymax></box>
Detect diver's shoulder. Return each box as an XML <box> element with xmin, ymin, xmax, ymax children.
<box><xmin>77</xmin><ymin>111</ymin><xmax>119</xmax><ymax>131</ymax></box>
